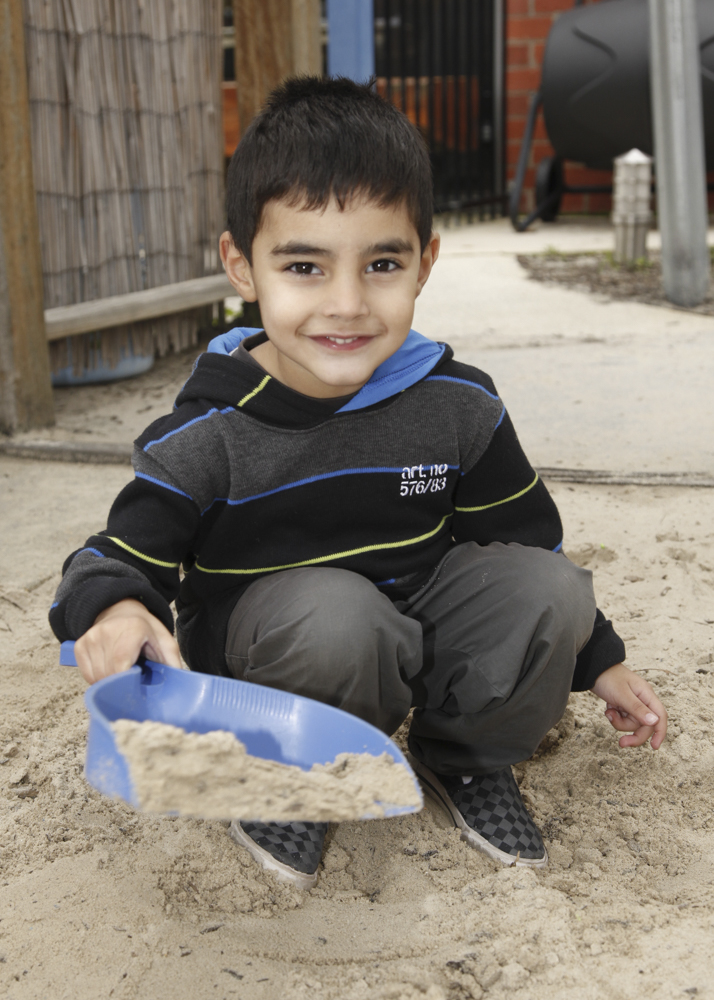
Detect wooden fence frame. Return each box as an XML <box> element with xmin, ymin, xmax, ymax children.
<box><xmin>44</xmin><ymin>275</ymin><xmax>234</xmax><ymax>341</ymax></box>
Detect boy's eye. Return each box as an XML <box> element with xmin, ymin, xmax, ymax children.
<box><xmin>288</xmin><ymin>262</ymin><xmax>320</xmax><ymax>275</ymax></box>
<box><xmin>367</xmin><ymin>258</ymin><xmax>399</xmax><ymax>273</ymax></box>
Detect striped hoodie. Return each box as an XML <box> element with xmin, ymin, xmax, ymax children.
<box><xmin>49</xmin><ymin>328</ymin><xmax>624</xmax><ymax>687</ymax></box>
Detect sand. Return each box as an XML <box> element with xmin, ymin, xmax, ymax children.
<box><xmin>111</xmin><ymin>720</ymin><xmax>421</xmax><ymax>821</ymax></box>
<box><xmin>2</xmin><ymin>452</ymin><xmax>714</xmax><ymax>998</ymax></box>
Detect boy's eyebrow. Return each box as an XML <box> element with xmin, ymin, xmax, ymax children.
<box><xmin>269</xmin><ymin>238</ymin><xmax>416</xmax><ymax>258</ymax></box>
<box><xmin>365</xmin><ymin>239</ymin><xmax>415</xmax><ymax>255</ymax></box>
<box><xmin>270</xmin><ymin>241</ymin><xmax>334</xmax><ymax>257</ymax></box>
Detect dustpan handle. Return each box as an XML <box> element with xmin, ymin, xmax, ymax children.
<box><xmin>59</xmin><ymin>640</ymin><xmax>163</xmax><ymax>684</ymax></box>
<box><xmin>60</xmin><ymin>640</ymin><xmax>78</xmax><ymax>666</ymax></box>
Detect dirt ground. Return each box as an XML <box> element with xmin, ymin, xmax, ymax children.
<box><xmin>518</xmin><ymin>250</ymin><xmax>714</xmax><ymax>315</ymax></box>
<box><xmin>1</xmin><ymin>355</ymin><xmax>714</xmax><ymax>999</ymax></box>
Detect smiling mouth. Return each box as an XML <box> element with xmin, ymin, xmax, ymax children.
<box><xmin>310</xmin><ymin>334</ymin><xmax>375</xmax><ymax>351</ymax></box>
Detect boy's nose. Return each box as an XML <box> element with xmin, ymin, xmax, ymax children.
<box><xmin>323</xmin><ymin>275</ymin><xmax>370</xmax><ymax>321</ymax></box>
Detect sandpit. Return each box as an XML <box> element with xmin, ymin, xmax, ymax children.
<box><xmin>111</xmin><ymin>719</ymin><xmax>420</xmax><ymax>821</ymax></box>
<box><xmin>1</xmin><ymin>454</ymin><xmax>714</xmax><ymax>1000</ymax></box>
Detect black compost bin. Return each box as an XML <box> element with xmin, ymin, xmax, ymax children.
<box><xmin>511</xmin><ymin>0</ymin><xmax>714</xmax><ymax>230</ymax></box>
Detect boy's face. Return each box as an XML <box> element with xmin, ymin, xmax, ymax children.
<box><xmin>220</xmin><ymin>196</ymin><xmax>440</xmax><ymax>398</ymax></box>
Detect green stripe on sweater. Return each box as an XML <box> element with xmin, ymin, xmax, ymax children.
<box><xmin>195</xmin><ymin>515</ymin><xmax>452</xmax><ymax>575</ymax></box>
<box><xmin>455</xmin><ymin>472</ymin><xmax>539</xmax><ymax>513</ymax></box>
<box><xmin>107</xmin><ymin>537</ymin><xmax>180</xmax><ymax>569</ymax></box>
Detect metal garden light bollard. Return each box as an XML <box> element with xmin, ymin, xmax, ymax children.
<box><xmin>612</xmin><ymin>149</ymin><xmax>652</xmax><ymax>264</ymax></box>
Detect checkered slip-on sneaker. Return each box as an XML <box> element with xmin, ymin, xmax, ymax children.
<box><xmin>407</xmin><ymin>754</ymin><xmax>547</xmax><ymax>868</ymax></box>
<box><xmin>228</xmin><ymin>819</ymin><xmax>328</xmax><ymax>889</ymax></box>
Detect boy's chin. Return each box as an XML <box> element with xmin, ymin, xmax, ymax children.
<box><xmin>313</xmin><ymin>348</ymin><xmax>391</xmax><ymax>381</ymax></box>
<box><xmin>308</xmin><ymin>369</ymin><xmax>373</xmax><ymax>396</ymax></box>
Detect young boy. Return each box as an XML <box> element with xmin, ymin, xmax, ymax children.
<box><xmin>50</xmin><ymin>77</ymin><xmax>667</xmax><ymax>890</ymax></box>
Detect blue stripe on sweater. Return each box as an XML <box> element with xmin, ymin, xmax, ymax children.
<box><xmin>424</xmin><ymin>374</ymin><xmax>500</xmax><ymax>401</ymax></box>
<box><xmin>135</xmin><ymin>472</ymin><xmax>194</xmax><ymax>501</ymax></box>
<box><xmin>143</xmin><ymin>406</ymin><xmax>234</xmax><ymax>451</ymax></box>
<box><xmin>201</xmin><ymin>464</ymin><xmax>460</xmax><ymax>515</ymax></box>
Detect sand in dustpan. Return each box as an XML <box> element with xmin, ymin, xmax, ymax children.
<box><xmin>111</xmin><ymin>719</ymin><xmax>422</xmax><ymax>821</ymax></box>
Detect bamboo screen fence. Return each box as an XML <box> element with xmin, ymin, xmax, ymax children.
<box><xmin>23</xmin><ymin>0</ymin><xmax>224</xmax><ymax>376</ymax></box>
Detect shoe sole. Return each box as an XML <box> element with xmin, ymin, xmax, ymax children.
<box><xmin>228</xmin><ymin>820</ymin><xmax>319</xmax><ymax>889</ymax></box>
<box><xmin>406</xmin><ymin>754</ymin><xmax>548</xmax><ymax>869</ymax></box>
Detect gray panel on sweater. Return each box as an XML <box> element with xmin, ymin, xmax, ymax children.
<box><xmin>133</xmin><ymin>380</ymin><xmax>503</xmax><ymax>512</ymax></box>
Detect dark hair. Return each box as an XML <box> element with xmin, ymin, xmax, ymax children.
<box><xmin>226</xmin><ymin>76</ymin><xmax>433</xmax><ymax>261</ymax></box>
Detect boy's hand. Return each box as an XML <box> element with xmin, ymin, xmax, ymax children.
<box><xmin>74</xmin><ymin>598</ymin><xmax>181</xmax><ymax>685</ymax></box>
<box><xmin>590</xmin><ymin>663</ymin><xmax>667</xmax><ymax>750</ymax></box>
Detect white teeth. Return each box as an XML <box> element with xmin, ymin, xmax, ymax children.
<box><xmin>325</xmin><ymin>336</ymin><xmax>358</xmax><ymax>344</ymax></box>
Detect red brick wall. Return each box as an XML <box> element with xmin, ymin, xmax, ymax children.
<box><xmin>506</xmin><ymin>0</ymin><xmax>613</xmax><ymax>215</ymax></box>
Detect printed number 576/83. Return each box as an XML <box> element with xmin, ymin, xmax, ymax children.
<box><xmin>400</xmin><ymin>477</ymin><xmax>447</xmax><ymax>496</ymax></box>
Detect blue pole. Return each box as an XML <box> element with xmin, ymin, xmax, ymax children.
<box><xmin>326</xmin><ymin>0</ymin><xmax>375</xmax><ymax>82</ymax></box>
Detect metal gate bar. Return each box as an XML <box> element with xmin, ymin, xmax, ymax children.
<box><xmin>375</xmin><ymin>0</ymin><xmax>504</xmax><ymax>217</ymax></box>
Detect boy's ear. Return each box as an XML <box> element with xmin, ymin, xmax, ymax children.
<box><xmin>219</xmin><ymin>231</ymin><xmax>258</xmax><ymax>302</ymax></box>
<box><xmin>416</xmin><ymin>231</ymin><xmax>441</xmax><ymax>297</ymax></box>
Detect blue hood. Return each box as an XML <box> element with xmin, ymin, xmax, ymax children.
<box><xmin>207</xmin><ymin>327</ymin><xmax>446</xmax><ymax>413</ymax></box>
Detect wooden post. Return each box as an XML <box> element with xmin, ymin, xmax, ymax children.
<box><xmin>233</xmin><ymin>0</ymin><xmax>322</xmax><ymax>138</ymax></box>
<box><xmin>0</xmin><ymin>0</ymin><xmax>53</xmax><ymax>433</ymax></box>
<box><xmin>291</xmin><ymin>0</ymin><xmax>322</xmax><ymax>76</ymax></box>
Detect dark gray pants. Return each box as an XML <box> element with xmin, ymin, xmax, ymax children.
<box><xmin>225</xmin><ymin>542</ymin><xmax>596</xmax><ymax>775</ymax></box>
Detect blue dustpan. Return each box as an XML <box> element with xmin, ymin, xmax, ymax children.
<box><xmin>60</xmin><ymin>641</ymin><xmax>422</xmax><ymax>819</ymax></box>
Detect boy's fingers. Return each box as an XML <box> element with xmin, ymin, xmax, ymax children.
<box><xmin>75</xmin><ymin>635</ymin><xmax>117</xmax><ymax>684</ymax></box>
<box><xmin>596</xmin><ymin>666</ymin><xmax>668</xmax><ymax>750</ymax></box>
<box><xmin>136</xmin><ymin>619</ymin><xmax>182</xmax><ymax>669</ymax></box>
<box><xmin>618</xmin><ymin>724</ymin><xmax>654</xmax><ymax>748</ymax></box>
<box><xmin>76</xmin><ymin>625</ymin><xmax>144</xmax><ymax>684</ymax></box>
<box><xmin>611</xmin><ymin>688</ymin><xmax>660</xmax><ymax>728</ymax></box>
<box><xmin>74</xmin><ymin>633</ymin><xmax>98</xmax><ymax>683</ymax></box>
<box><xmin>603</xmin><ymin>699</ymin><xmax>667</xmax><ymax>750</ymax></box>
<box><xmin>604</xmin><ymin>714</ymin><xmax>665</xmax><ymax>749</ymax></box>
<box><xmin>77</xmin><ymin>626</ymin><xmax>181</xmax><ymax>685</ymax></box>
<box><xmin>632</xmin><ymin>684</ymin><xmax>668</xmax><ymax>748</ymax></box>
<box><xmin>101</xmin><ymin>631</ymin><xmax>143</xmax><ymax>675</ymax></box>
<box><xmin>650</xmin><ymin>709</ymin><xmax>668</xmax><ymax>749</ymax></box>
<box><xmin>604</xmin><ymin>709</ymin><xmax>639</xmax><ymax>732</ymax></box>
<box><xmin>74</xmin><ymin>606</ymin><xmax>181</xmax><ymax>686</ymax></box>
<box><xmin>85</xmin><ymin>640</ymin><xmax>134</xmax><ymax>682</ymax></box>
<box><xmin>143</xmin><ymin>635</ymin><xmax>182</xmax><ymax>670</ymax></box>
<box><xmin>650</xmin><ymin>728</ymin><xmax>666</xmax><ymax>750</ymax></box>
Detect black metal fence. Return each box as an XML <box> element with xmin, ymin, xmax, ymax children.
<box><xmin>374</xmin><ymin>0</ymin><xmax>505</xmax><ymax>217</ymax></box>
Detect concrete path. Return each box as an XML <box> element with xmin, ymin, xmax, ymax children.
<box><xmin>414</xmin><ymin>217</ymin><xmax>714</xmax><ymax>475</ymax></box>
